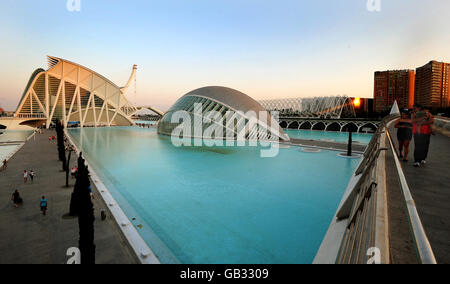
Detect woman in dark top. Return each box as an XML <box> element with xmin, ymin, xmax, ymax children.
<box><xmin>395</xmin><ymin>110</ymin><xmax>413</xmax><ymax>162</ymax></box>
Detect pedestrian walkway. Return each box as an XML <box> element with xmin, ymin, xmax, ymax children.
<box><xmin>389</xmin><ymin>125</ymin><xmax>450</xmax><ymax>264</ymax></box>
<box><xmin>0</xmin><ymin>129</ymin><xmax>137</xmax><ymax>264</ymax></box>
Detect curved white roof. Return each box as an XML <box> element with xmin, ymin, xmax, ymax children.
<box><xmin>182</xmin><ymin>86</ymin><xmax>267</xmax><ymax>114</ymax></box>
<box><xmin>15</xmin><ymin>56</ymin><xmax>139</xmax><ymax>127</ymax></box>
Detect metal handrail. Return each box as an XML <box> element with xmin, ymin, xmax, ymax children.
<box><xmin>335</xmin><ymin>114</ymin><xmax>398</xmax><ymax>263</ymax></box>
<box><xmin>385</xmin><ymin>128</ymin><xmax>437</xmax><ymax>264</ymax></box>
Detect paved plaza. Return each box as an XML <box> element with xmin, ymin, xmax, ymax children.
<box><xmin>0</xmin><ymin>130</ymin><xmax>137</xmax><ymax>264</ymax></box>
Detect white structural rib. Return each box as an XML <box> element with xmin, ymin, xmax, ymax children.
<box><xmin>14</xmin><ymin>56</ymin><xmax>143</xmax><ymax>128</ymax></box>
<box><xmin>121</xmin><ymin>64</ymin><xmax>138</xmax><ymax>94</ymax></box>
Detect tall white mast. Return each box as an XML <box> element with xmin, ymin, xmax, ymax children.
<box><xmin>121</xmin><ymin>64</ymin><xmax>138</xmax><ymax>96</ymax></box>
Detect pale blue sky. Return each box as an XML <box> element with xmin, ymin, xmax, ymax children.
<box><xmin>1</xmin><ymin>0</ymin><xmax>449</xmax><ymax>110</ymax></box>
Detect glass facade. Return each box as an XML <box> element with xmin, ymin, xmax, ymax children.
<box><xmin>158</xmin><ymin>95</ymin><xmax>287</xmax><ymax>141</ymax></box>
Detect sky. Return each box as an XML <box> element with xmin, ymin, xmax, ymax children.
<box><xmin>0</xmin><ymin>0</ymin><xmax>450</xmax><ymax>111</ymax></box>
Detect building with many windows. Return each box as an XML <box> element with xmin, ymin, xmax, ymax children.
<box><xmin>415</xmin><ymin>60</ymin><xmax>450</xmax><ymax>109</ymax></box>
<box><xmin>373</xmin><ymin>70</ymin><xmax>415</xmax><ymax>113</ymax></box>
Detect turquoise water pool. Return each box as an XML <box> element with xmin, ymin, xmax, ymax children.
<box><xmin>0</xmin><ymin>144</ymin><xmax>21</xmax><ymax>162</ymax></box>
<box><xmin>0</xmin><ymin>130</ymin><xmax>33</xmax><ymax>143</ymax></box>
<box><xmin>284</xmin><ymin>129</ymin><xmax>373</xmax><ymax>145</ymax></box>
<box><xmin>68</xmin><ymin>127</ymin><xmax>361</xmax><ymax>264</ymax></box>
<box><xmin>0</xmin><ymin>130</ymin><xmax>33</xmax><ymax>161</ymax></box>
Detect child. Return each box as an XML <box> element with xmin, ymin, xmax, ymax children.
<box><xmin>40</xmin><ymin>196</ymin><xmax>48</xmax><ymax>216</ymax></box>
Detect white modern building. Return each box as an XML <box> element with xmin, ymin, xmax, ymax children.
<box><xmin>259</xmin><ymin>96</ymin><xmax>357</xmax><ymax>119</ymax></box>
<box><xmin>5</xmin><ymin>56</ymin><xmax>140</xmax><ymax>129</ymax></box>
<box><xmin>158</xmin><ymin>86</ymin><xmax>289</xmax><ymax>141</ymax></box>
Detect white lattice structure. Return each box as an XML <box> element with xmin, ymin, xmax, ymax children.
<box><xmin>135</xmin><ymin>106</ymin><xmax>165</xmax><ymax>117</ymax></box>
<box><xmin>259</xmin><ymin>96</ymin><xmax>356</xmax><ymax>119</ymax></box>
<box><xmin>158</xmin><ymin>86</ymin><xmax>289</xmax><ymax>141</ymax></box>
<box><xmin>14</xmin><ymin>56</ymin><xmax>139</xmax><ymax>128</ymax></box>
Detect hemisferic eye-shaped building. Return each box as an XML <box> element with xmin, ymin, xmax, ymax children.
<box><xmin>157</xmin><ymin>86</ymin><xmax>289</xmax><ymax>141</ymax></box>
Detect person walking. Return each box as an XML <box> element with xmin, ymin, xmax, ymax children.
<box><xmin>412</xmin><ymin>105</ymin><xmax>434</xmax><ymax>167</ymax></box>
<box><xmin>23</xmin><ymin>170</ymin><xmax>28</xmax><ymax>183</ymax></box>
<box><xmin>395</xmin><ymin>110</ymin><xmax>413</xmax><ymax>162</ymax></box>
<box><xmin>40</xmin><ymin>196</ymin><xmax>48</xmax><ymax>216</ymax></box>
<box><xmin>71</xmin><ymin>167</ymin><xmax>77</xmax><ymax>179</ymax></box>
<box><xmin>1</xmin><ymin>159</ymin><xmax>7</xmax><ymax>170</ymax></box>
<box><xmin>11</xmin><ymin>190</ymin><xmax>23</xmax><ymax>208</ymax></box>
<box><xmin>29</xmin><ymin>170</ymin><xmax>35</xmax><ymax>183</ymax></box>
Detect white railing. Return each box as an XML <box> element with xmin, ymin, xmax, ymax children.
<box><xmin>334</xmin><ymin>117</ymin><xmax>389</xmax><ymax>264</ymax></box>
<box><xmin>14</xmin><ymin>113</ymin><xmax>47</xmax><ymax>119</ymax></box>
<box><xmin>333</xmin><ymin>113</ymin><xmax>437</xmax><ymax>264</ymax></box>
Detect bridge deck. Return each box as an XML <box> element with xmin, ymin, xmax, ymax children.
<box><xmin>388</xmin><ymin>125</ymin><xmax>450</xmax><ymax>264</ymax></box>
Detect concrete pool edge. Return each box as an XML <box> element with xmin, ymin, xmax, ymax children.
<box><xmin>281</xmin><ymin>141</ymin><xmax>365</xmax><ymax>155</ymax></box>
<box><xmin>65</xmin><ymin>129</ymin><xmax>160</xmax><ymax>264</ymax></box>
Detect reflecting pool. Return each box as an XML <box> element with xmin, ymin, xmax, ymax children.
<box><xmin>284</xmin><ymin>129</ymin><xmax>373</xmax><ymax>145</ymax></box>
<box><xmin>0</xmin><ymin>130</ymin><xmax>33</xmax><ymax>161</ymax></box>
<box><xmin>68</xmin><ymin>127</ymin><xmax>361</xmax><ymax>264</ymax></box>
<box><xmin>0</xmin><ymin>130</ymin><xmax>33</xmax><ymax>143</ymax></box>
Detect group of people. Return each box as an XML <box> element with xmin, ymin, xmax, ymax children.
<box><xmin>6</xmin><ymin>130</ymin><xmax>79</xmax><ymax>215</ymax></box>
<box><xmin>8</xmin><ymin>169</ymin><xmax>48</xmax><ymax>215</ymax></box>
<box><xmin>6</xmin><ymin>128</ymin><xmax>60</xmax><ymax>216</ymax></box>
<box><xmin>11</xmin><ymin>190</ymin><xmax>48</xmax><ymax>215</ymax></box>
<box><xmin>23</xmin><ymin>170</ymin><xmax>35</xmax><ymax>183</ymax></box>
<box><xmin>395</xmin><ymin>104</ymin><xmax>435</xmax><ymax>167</ymax></box>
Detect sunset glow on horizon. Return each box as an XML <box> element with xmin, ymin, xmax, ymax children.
<box><xmin>1</xmin><ymin>0</ymin><xmax>450</xmax><ymax>111</ymax></box>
